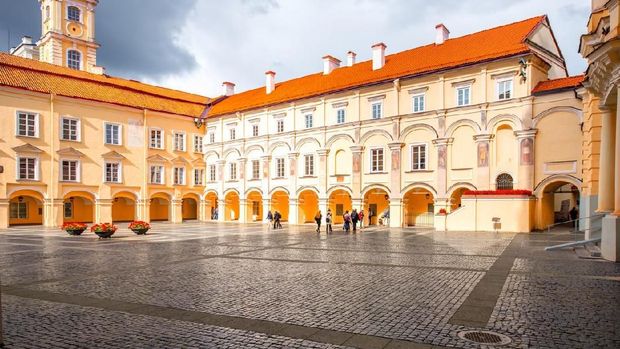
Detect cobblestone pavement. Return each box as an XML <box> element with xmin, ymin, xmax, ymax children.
<box><xmin>1</xmin><ymin>222</ymin><xmax>619</xmax><ymax>348</ymax></box>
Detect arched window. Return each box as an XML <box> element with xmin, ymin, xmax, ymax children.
<box><xmin>334</xmin><ymin>150</ymin><xmax>345</xmax><ymax>175</ymax></box>
<box><xmin>67</xmin><ymin>50</ymin><xmax>81</xmax><ymax>70</ymax></box>
<box><xmin>496</xmin><ymin>173</ymin><xmax>514</xmax><ymax>190</ymax></box>
<box><xmin>67</xmin><ymin>6</ymin><xmax>80</xmax><ymax>22</ymax></box>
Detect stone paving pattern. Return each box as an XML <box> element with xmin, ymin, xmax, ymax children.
<box><xmin>1</xmin><ymin>222</ymin><xmax>619</xmax><ymax>348</ymax></box>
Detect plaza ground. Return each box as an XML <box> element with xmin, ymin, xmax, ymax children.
<box><xmin>0</xmin><ymin>222</ymin><xmax>618</xmax><ymax>348</ymax></box>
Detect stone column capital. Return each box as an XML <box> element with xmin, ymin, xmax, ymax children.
<box><xmin>288</xmin><ymin>152</ymin><xmax>299</xmax><ymax>159</ymax></box>
<box><xmin>387</xmin><ymin>142</ymin><xmax>404</xmax><ymax>151</ymax></box>
<box><xmin>514</xmin><ymin>129</ymin><xmax>538</xmax><ymax>139</ymax></box>
<box><xmin>474</xmin><ymin>134</ymin><xmax>494</xmax><ymax>142</ymax></box>
<box><xmin>350</xmin><ymin>145</ymin><xmax>365</xmax><ymax>154</ymax></box>
<box><xmin>260</xmin><ymin>155</ymin><xmax>272</xmax><ymax>161</ymax></box>
<box><xmin>316</xmin><ymin>148</ymin><xmax>330</xmax><ymax>156</ymax></box>
<box><xmin>216</xmin><ymin>159</ymin><xmax>226</xmax><ymax>165</ymax></box>
<box><xmin>432</xmin><ymin>138</ymin><xmax>453</xmax><ymax>146</ymax></box>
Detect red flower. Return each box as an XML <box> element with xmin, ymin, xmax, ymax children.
<box><xmin>61</xmin><ymin>222</ymin><xmax>88</xmax><ymax>230</ymax></box>
<box><xmin>128</xmin><ymin>221</ymin><xmax>151</xmax><ymax>230</ymax></box>
<box><xmin>463</xmin><ymin>189</ymin><xmax>532</xmax><ymax>196</ymax></box>
<box><xmin>90</xmin><ymin>223</ymin><xmax>118</xmax><ymax>234</ymax></box>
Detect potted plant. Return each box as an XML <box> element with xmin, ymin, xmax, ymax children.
<box><xmin>438</xmin><ymin>208</ymin><xmax>447</xmax><ymax>215</ymax></box>
<box><xmin>128</xmin><ymin>221</ymin><xmax>150</xmax><ymax>235</ymax></box>
<box><xmin>61</xmin><ymin>222</ymin><xmax>88</xmax><ymax>236</ymax></box>
<box><xmin>90</xmin><ymin>223</ymin><xmax>117</xmax><ymax>239</ymax></box>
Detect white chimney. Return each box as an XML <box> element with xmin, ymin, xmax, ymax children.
<box><xmin>265</xmin><ymin>71</ymin><xmax>276</xmax><ymax>94</ymax></box>
<box><xmin>222</xmin><ymin>81</ymin><xmax>235</xmax><ymax>96</ymax></box>
<box><xmin>435</xmin><ymin>24</ymin><xmax>450</xmax><ymax>45</ymax></box>
<box><xmin>371</xmin><ymin>43</ymin><xmax>386</xmax><ymax>70</ymax></box>
<box><xmin>347</xmin><ymin>51</ymin><xmax>356</xmax><ymax>67</ymax></box>
<box><xmin>21</xmin><ymin>36</ymin><xmax>33</xmax><ymax>45</ymax></box>
<box><xmin>322</xmin><ymin>55</ymin><xmax>341</xmax><ymax>75</ymax></box>
<box><xmin>91</xmin><ymin>66</ymin><xmax>106</xmax><ymax>75</ymax></box>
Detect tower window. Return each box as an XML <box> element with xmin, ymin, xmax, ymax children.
<box><xmin>496</xmin><ymin>173</ymin><xmax>514</xmax><ymax>190</ymax></box>
<box><xmin>67</xmin><ymin>6</ymin><xmax>81</xmax><ymax>22</ymax></box>
<box><xmin>67</xmin><ymin>50</ymin><xmax>81</xmax><ymax>70</ymax></box>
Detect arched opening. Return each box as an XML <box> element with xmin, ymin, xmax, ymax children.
<box><xmin>495</xmin><ymin>124</ymin><xmax>517</xmax><ymax>173</ymax></box>
<box><xmin>182</xmin><ymin>195</ymin><xmax>199</xmax><ymax>221</ymax></box>
<box><xmin>364</xmin><ymin>188</ymin><xmax>390</xmax><ymax>226</ymax></box>
<box><xmin>63</xmin><ymin>192</ymin><xmax>95</xmax><ymax>223</ymax></box>
<box><xmin>298</xmin><ymin>190</ymin><xmax>319</xmax><ymax>223</ymax></box>
<box><xmin>403</xmin><ymin>188</ymin><xmax>435</xmax><ymax>227</ymax></box>
<box><xmin>205</xmin><ymin>192</ymin><xmax>218</xmax><ymax>220</ymax></box>
<box><xmin>150</xmin><ymin>193</ymin><xmax>170</xmax><ymax>221</ymax></box>
<box><xmin>246</xmin><ymin>191</ymin><xmax>263</xmax><ymax>222</ymax></box>
<box><xmin>496</xmin><ymin>173</ymin><xmax>514</xmax><ymax>190</ymax></box>
<box><xmin>540</xmin><ymin>181</ymin><xmax>580</xmax><ymax>229</ymax></box>
<box><xmin>112</xmin><ymin>192</ymin><xmax>136</xmax><ymax>222</ymax></box>
<box><xmin>328</xmin><ymin>189</ymin><xmax>352</xmax><ymax>224</ymax></box>
<box><xmin>271</xmin><ymin>190</ymin><xmax>289</xmax><ymax>222</ymax></box>
<box><xmin>450</xmin><ymin>187</ymin><xmax>470</xmax><ymax>211</ymax></box>
<box><xmin>8</xmin><ymin>190</ymin><xmax>44</xmax><ymax>226</ymax></box>
<box><xmin>224</xmin><ymin>191</ymin><xmax>240</xmax><ymax>221</ymax></box>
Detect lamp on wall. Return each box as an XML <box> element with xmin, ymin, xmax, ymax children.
<box><xmin>425</xmin><ymin>194</ymin><xmax>430</xmax><ymax>200</ymax></box>
<box><xmin>193</xmin><ymin>117</ymin><xmax>205</xmax><ymax>129</ymax></box>
<box><xmin>18</xmin><ymin>196</ymin><xmax>23</xmax><ymax>203</ymax></box>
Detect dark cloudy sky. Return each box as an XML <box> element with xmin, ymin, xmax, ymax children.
<box><xmin>0</xmin><ymin>0</ymin><xmax>590</xmax><ymax>96</ymax></box>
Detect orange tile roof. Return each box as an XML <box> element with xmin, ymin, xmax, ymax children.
<box><xmin>209</xmin><ymin>15</ymin><xmax>547</xmax><ymax>117</ymax></box>
<box><xmin>532</xmin><ymin>75</ymin><xmax>585</xmax><ymax>94</ymax></box>
<box><xmin>0</xmin><ymin>52</ymin><xmax>210</xmax><ymax>117</ymax></box>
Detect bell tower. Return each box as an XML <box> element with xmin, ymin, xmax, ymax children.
<box><xmin>37</xmin><ymin>0</ymin><xmax>101</xmax><ymax>73</ymax></box>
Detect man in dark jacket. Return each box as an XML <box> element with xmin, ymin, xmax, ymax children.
<box><xmin>351</xmin><ymin>209</ymin><xmax>359</xmax><ymax>232</ymax></box>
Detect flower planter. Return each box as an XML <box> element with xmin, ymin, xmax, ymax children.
<box><xmin>131</xmin><ymin>228</ymin><xmax>149</xmax><ymax>235</ymax></box>
<box><xmin>66</xmin><ymin>229</ymin><xmax>86</xmax><ymax>236</ymax></box>
<box><xmin>94</xmin><ymin>231</ymin><xmax>114</xmax><ymax>239</ymax></box>
<box><xmin>91</xmin><ymin>223</ymin><xmax>117</xmax><ymax>239</ymax></box>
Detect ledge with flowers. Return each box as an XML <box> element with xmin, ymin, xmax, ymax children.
<box><xmin>60</xmin><ymin>221</ymin><xmax>152</xmax><ymax>238</ymax></box>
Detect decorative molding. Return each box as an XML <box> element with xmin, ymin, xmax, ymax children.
<box><xmin>408</xmin><ymin>86</ymin><xmax>429</xmax><ymax>95</ymax></box>
<box><xmin>451</xmin><ymin>78</ymin><xmax>475</xmax><ymax>87</ymax></box>
<box><xmin>367</xmin><ymin>94</ymin><xmax>386</xmax><ymax>102</ymax></box>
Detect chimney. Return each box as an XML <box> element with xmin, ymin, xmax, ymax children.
<box><xmin>322</xmin><ymin>55</ymin><xmax>341</xmax><ymax>75</ymax></box>
<box><xmin>265</xmin><ymin>71</ymin><xmax>276</xmax><ymax>94</ymax></box>
<box><xmin>371</xmin><ymin>43</ymin><xmax>386</xmax><ymax>70</ymax></box>
<box><xmin>222</xmin><ymin>81</ymin><xmax>235</xmax><ymax>96</ymax></box>
<box><xmin>435</xmin><ymin>24</ymin><xmax>450</xmax><ymax>45</ymax></box>
<box><xmin>21</xmin><ymin>36</ymin><xmax>33</xmax><ymax>45</ymax></box>
<box><xmin>90</xmin><ymin>66</ymin><xmax>106</xmax><ymax>75</ymax></box>
<box><xmin>347</xmin><ymin>51</ymin><xmax>356</xmax><ymax>67</ymax></box>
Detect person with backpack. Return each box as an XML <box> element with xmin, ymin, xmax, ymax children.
<box><xmin>351</xmin><ymin>209</ymin><xmax>359</xmax><ymax>232</ymax></box>
<box><xmin>266</xmin><ymin>210</ymin><xmax>273</xmax><ymax>228</ymax></box>
<box><xmin>325</xmin><ymin>209</ymin><xmax>333</xmax><ymax>234</ymax></box>
<box><xmin>358</xmin><ymin>209</ymin><xmax>365</xmax><ymax>229</ymax></box>
<box><xmin>274</xmin><ymin>211</ymin><xmax>282</xmax><ymax>229</ymax></box>
<box><xmin>315</xmin><ymin>210</ymin><xmax>322</xmax><ymax>233</ymax></box>
<box><xmin>343</xmin><ymin>210</ymin><xmax>351</xmax><ymax>232</ymax></box>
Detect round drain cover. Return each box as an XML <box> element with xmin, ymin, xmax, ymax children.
<box><xmin>457</xmin><ymin>330</ymin><xmax>512</xmax><ymax>345</ymax></box>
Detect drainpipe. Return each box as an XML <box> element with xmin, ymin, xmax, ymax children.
<box><xmin>49</xmin><ymin>93</ymin><xmax>55</xmax><ymax>226</ymax></box>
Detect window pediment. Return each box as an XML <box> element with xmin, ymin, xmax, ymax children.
<box><xmin>101</xmin><ymin>150</ymin><xmax>125</xmax><ymax>160</ymax></box>
<box><xmin>12</xmin><ymin>143</ymin><xmax>43</xmax><ymax>154</ymax></box>
<box><xmin>147</xmin><ymin>154</ymin><xmax>169</xmax><ymax>163</ymax></box>
<box><xmin>56</xmin><ymin>147</ymin><xmax>84</xmax><ymax>158</ymax></box>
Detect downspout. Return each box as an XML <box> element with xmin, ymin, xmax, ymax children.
<box><xmin>142</xmin><ymin>109</ymin><xmax>148</xmax><ymax>205</ymax></box>
<box><xmin>49</xmin><ymin>93</ymin><xmax>55</xmax><ymax>225</ymax></box>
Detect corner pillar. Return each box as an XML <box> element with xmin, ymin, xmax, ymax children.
<box><xmin>94</xmin><ymin>199</ymin><xmax>113</xmax><ymax>224</ymax></box>
<box><xmin>171</xmin><ymin>199</ymin><xmax>183</xmax><ymax>223</ymax></box>
<box><xmin>0</xmin><ymin>199</ymin><xmax>9</xmax><ymax>229</ymax></box>
<box><xmin>389</xmin><ymin>197</ymin><xmax>403</xmax><ymax>228</ymax></box>
<box><xmin>288</xmin><ymin>198</ymin><xmax>299</xmax><ymax>225</ymax></box>
<box><xmin>239</xmin><ymin>198</ymin><xmax>247</xmax><ymax>223</ymax></box>
<box><xmin>598</xmin><ymin>110</ymin><xmax>615</xmax><ymax>212</ymax></box>
<box><xmin>137</xmin><ymin>199</ymin><xmax>150</xmax><ymax>222</ymax></box>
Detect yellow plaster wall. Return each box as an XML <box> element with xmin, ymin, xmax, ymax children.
<box><xmin>112</xmin><ymin>197</ymin><xmax>135</xmax><ymax>222</ymax></box>
<box><xmin>8</xmin><ymin>196</ymin><xmax>43</xmax><ymax>226</ymax></box>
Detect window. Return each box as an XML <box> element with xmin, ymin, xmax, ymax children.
<box><xmin>17</xmin><ymin>157</ymin><xmax>37</xmax><ymax>180</ymax></box>
<box><xmin>275</xmin><ymin>158</ymin><xmax>285</xmax><ymax>178</ymax></box>
<box><xmin>229</xmin><ymin>163</ymin><xmax>237</xmax><ymax>180</ymax></box>
<box><xmin>194</xmin><ymin>135</ymin><xmax>203</xmax><ymax>153</ymax></box>
<box><xmin>370</xmin><ymin>148</ymin><xmax>384</xmax><ymax>173</ymax></box>
<box><xmin>64</xmin><ymin>202</ymin><xmax>73</xmax><ymax>218</ymax></box>
<box><xmin>194</xmin><ymin>168</ymin><xmax>204</xmax><ymax>185</ymax></box>
<box><xmin>67</xmin><ymin>6</ymin><xmax>80</xmax><ymax>21</ymax></box>
<box><xmin>252</xmin><ymin>124</ymin><xmax>259</xmax><ymax>137</ymax></box>
<box><xmin>496</xmin><ymin>173</ymin><xmax>514</xmax><ymax>190</ymax></box>
<box><xmin>252</xmin><ymin>160</ymin><xmax>260</xmax><ymax>179</ymax></box>
<box><xmin>497</xmin><ymin>79</ymin><xmax>512</xmax><ymax>100</ymax></box>
<box><xmin>150</xmin><ymin>165</ymin><xmax>164</xmax><ymax>184</ymax></box>
<box><xmin>412</xmin><ymin>94</ymin><xmax>425</xmax><ymax>113</ymax></box>
<box><xmin>304</xmin><ymin>154</ymin><xmax>314</xmax><ymax>176</ymax></box>
<box><xmin>173</xmin><ymin>132</ymin><xmax>186</xmax><ymax>151</ymax></box>
<box><xmin>336</xmin><ymin>109</ymin><xmax>346</xmax><ymax>124</ymax></box>
<box><xmin>104</xmin><ymin>123</ymin><xmax>121</xmax><ymax>145</ymax></box>
<box><xmin>10</xmin><ymin>202</ymin><xmax>27</xmax><ymax>219</ymax></box>
<box><xmin>276</xmin><ymin>119</ymin><xmax>284</xmax><ymax>133</ymax></box>
<box><xmin>61</xmin><ymin>117</ymin><xmax>80</xmax><ymax>141</ymax></box>
<box><xmin>61</xmin><ymin>160</ymin><xmax>79</xmax><ymax>182</ymax></box>
<box><xmin>252</xmin><ymin>201</ymin><xmax>260</xmax><ymax>216</ymax></box>
<box><xmin>209</xmin><ymin>132</ymin><xmax>215</xmax><ymax>144</ymax></box>
<box><xmin>150</xmin><ymin>129</ymin><xmax>162</xmax><ymax>149</ymax></box>
<box><xmin>104</xmin><ymin>162</ymin><xmax>120</xmax><ymax>183</ymax></box>
<box><xmin>371</xmin><ymin>102</ymin><xmax>382</xmax><ymax>119</ymax></box>
<box><xmin>67</xmin><ymin>50</ymin><xmax>81</xmax><ymax>70</ymax></box>
<box><xmin>16</xmin><ymin>112</ymin><xmax>38</xmax><ymax>137</ymax></box>
<box><xmin>411</xmin><ymin>144</ymin><xmax>427</xmax><ymax>170</ymax></box>
<box><xmin>305</xmin><ymin>114</ymin><xmax>313</xmax><ymax>128</ymax></box>
<box><xmin>230</xmin><ymin>128</ymin><xmax>236</xmax><ymax>140</ymax></box>
<box><xmin>209</xmin><ymin>164</ymin><xmax>216</xmax><ymax>182</ymax></box>
<box><xmin>456</xmin><ymin>85</ymin><xmax>471</xmax><ymax>106</ymax></box>
<box><xmin>174</xmin><ymin>167</ymin><xmax>185</xmax><ymax>185</ymax></box>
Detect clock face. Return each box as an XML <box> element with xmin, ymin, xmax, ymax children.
<box><xmin>66</xmin><ymin>22</ymin><xmax>84</xmax><ymax>38</ymax></box>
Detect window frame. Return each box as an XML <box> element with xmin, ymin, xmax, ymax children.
<box><xmin>209</xmin><ymin>132</ymin><xmax>216</xmax><ymax>144</ymax></box>
<box><xmin>229</xmin><ymin>162</ymin><xmax>237</xmax><ymax>181</ymax></box>
<box><xmin>15</xmin><ymin>111</ymin><xmax>39</xmax><ymax>138</ymax></box>
<box><xmin>251</xmin><ymin>160</ymin><xmax>260</xmax><ymax>180</ymax></box>
<box><xmin>229</xmin><ymin>128</ymin><xmax>236</xmax><ymax>140</ymax></box>
<box><xmin>456</xmin><ymin>85</ymin><xmax>472</xmax><ymax>107</ymax></box>
<box><xmin>410</xmin><ymin>143</ymin><xmax>428</xmax><ymax>171</ymax></box>
<box><xmin>304</xmin><ymin>114</ymin><xmax>313</xmax><ymax>129</ymax></box>
<box><xmin>371</xmin><ymin>101</ymin><xmax>383</xmax><ymax>120</ymax></box>
<box><xmin>60</xmin><ymin>116</ymin><xmax>81</xmax><ymax>142</ymax></box>
<box><xmin>64</xmin><ymin>201</ymin><xmax>73</xmax><ymax>219</ymax></box>
<box><xmin>252</xmin><ymin>124</ymin><xmax>259</xmax><ymax>137</ymax></box>
<box><xmin>149</xmin><ymin>165</ymin><xmax>164</xmax><ymax>185</ymax></box>
<box><xmin>103</xmin><ymin>161</ymin><xmax>122</xmax><ymax>183</ymax></box>
<box><xmin>496</xmin><ymin>78</ymin><xmax>513</xmax><ymax>101</ymax></box>
<box><xmin>209</xmin><ymin>164</ymin><xmax>216</xmax><ymax>182</ymax></box>
<box><xmin>369</xmin><ymin>147</ymin><xmax>385</xmax><ymax>173</ymax></box>
<box><xmin>275</xmin><ymin>158</ymin><xmax>285</xmax><ymax>178</ymax></box>
<box><xmin>411</xmin><ymin>93</ymin><xmax>425</xmax><ymax>113</ymax></box>
<box><xmin>276</xmin><ymin>119</ymin><xmax>284</xmax><ymax>133</ymax></box>
<box><xmin>16</xmin><ymin>156</ymin><xmax>39</xmax><ymax>181</ymax></box>
<box><xmin>193</xmin><ymin>134</ymin><xmax>204</xmax><ymax>153</ymax></box>
<box><xmin>60</xmin><ymin>159</ymin><xmax>80</xmax><ymax>182</ymax></box>
<box><xmin>103</xmin><ymin>122</ymin><xmax>122</xmax><ymax>146</ymax></box>
<box><xmin>149</xmin><ymin>128</ymin><xmax>163</xmax><ymax>149</ymax></box>
<box><xmin>194</xmin><ymin>168</ymin><xmax>204</xmax><ymax>186</ymax></box>
<box><xmin>67</xmin><ymin>5</ymin><xmax>81</xmax><ymax>22</ymax></box>
<box><xmin>336</xmin><ymin>108</ymin><xmax>346</xmax><ymax>124</ymax></box>
<box><xmin>173</xmin><ymin>166</ymin><xmax>186</xmax><ymax>185</ymax></box>
<box><xmin>304</xmin><ymin>154</ymin><xmax>315</xmax><ymax>176</ymax></box>
<box><xmin>10</xmin><ymin>202</ymin><xmax>28</xmax><ymax>219</ymax></box>
<box><xmin>173</xmin><ymin>131</ymin><xmax>186</xmax><ymax>152</ymax></box>
<box><xmin>67</xmin><ymin>49</ymin><xmax>82</xmax><ymax>70</ymax></box>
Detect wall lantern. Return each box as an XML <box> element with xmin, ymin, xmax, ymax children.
<box><xmin>18</xmin><ymin>196</ymin><xmax>24</xmax><ymax>202</ymax></box>
<box><xmin>193</xmin><ymin>117</ymin><xmax>205</xmax><ymax>129</ymax></box>
<box><xmin>425</xmin><ymin>194</ymin><xmax>430</xmax><ymax>200</ymax></box>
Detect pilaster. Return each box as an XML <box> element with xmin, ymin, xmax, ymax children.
<box><xmin>598</xmin><ymin>110</ymin><xmax>615</xmax><ymax>212</ymax></box>
<box><xmin>432</xmin><ymin>138</ymin><xmax>452</xmax><ymax>198</ymax></box>
<box><xmin>350</xmin><ymin>145</ymin><xmax>365</xmax><ymax>199</ymax></box>
<box><xmin>137</xmin><ymin>199</ymin><xmax>150</xmax><ymax>222</ymax></box>
<box><xmin>515</xmin><ymin>129</ymin><xmax>537</xmax><ymax>190</ymax></box>
<box><xmin>317</xmin><ymin>148</ymin><xmax>330</xmax><ymax>197</ymax></box>
<box><xmin>0</xmin><ymin>199</ymin><xmax>9</xmax><ymax>229</ymax></box>
<box><xmin>388</xmin><ymin>142</ymin><xmax>404</xmax><ymax>199</ymax></box>
<box><xmin>171</xmin><ymin>199</ymin><xmax>183</xmax><ymax>223</ymax></box>
<box><xmin>389</xmin><ymin>197</ymin><xmax>403</xmax><ymax>228</ymax></box>
<box><xmin>474</xmin><ymin>134</ymin><xmax>494</xmax><ymax>190</ymax></box>
<box><xmin>94</xmin><ymin>198</ymin><xmax>112</xmax><ymax>224</ymax></box>
<box><xmin>239</xmin><ymin>198</ymin><xmax>247</xmax><ymax>223</ymax></box>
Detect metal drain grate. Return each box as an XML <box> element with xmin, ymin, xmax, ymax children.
<box><xmin>457</xmin><ymin>330</ymin><xmax>512</xmax><ymax>345</ymax></box>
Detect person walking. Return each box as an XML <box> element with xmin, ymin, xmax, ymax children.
<box><xmin>274</xmin><ymin>211</ymin><xmax>282</xmax><ymax>229</ymax></box>
<box><xmin>343</xmin><ymin>210</ymin><xmax>351</xmax><ymax>233</ymax></box>
<box><xmin>266</xmin><ymin>210</ymin><xmax>273</xmax><ymax>228</ymax></box>
<box><xmin>358</xmin><ymin>209</ymin><xmax>365</xmax><ymax>229</ymax></box>
<box><xmin>325</xmin><ymin>209</ymin><xmax>333</xmax><ymax>234</ymax></box>
<box><xmin>368</xmin><ymin>209</ymin><xmax>373</xmax><ymax>226</ymax></box>
<box><xmin>315</xmin><ymin>210</ymin><xmax>322</xmax><ymax>233</ymax></box>
<box><xmin>351</xmin><ymin>209</ymin><xmax>359</xmax><ymax>233</ymax></box>
<box><xmin>569</xmin><ymin>206</ymin><xmax>579</xmax><ymax>230</ymax></box>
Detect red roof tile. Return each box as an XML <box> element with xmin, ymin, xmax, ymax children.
<box><xmin>532</xmin><ymin>75</ymin><xmax>585</xmax><ymax>94</ymax></box>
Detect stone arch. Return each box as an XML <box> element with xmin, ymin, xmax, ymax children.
<box><xmin>326</xmin><ymin>133</ymin><xmax>355</xmax><ymax>148</ymax></box>
<box><xmin>112</xmin><ymin>191</ymin><xmax>137</xmax><ymax>222</ymax></box>
<box><xmin>8</xmin><ymin>188</ymin><xmax>46</xmax><ymax>201</ymax></box>
<box><xmin>296</xmin><ymin>185</ymin><xmax>320</xmax><ymax>196</ymax></box>
<box><xmin>487</xmin><ymin>113</ymin><xmax>523</xmax><ymax>132</ymax></box>
<box><xmin>8</xmin><ymin>189</ymin><xmax>45</xmax><ymax>226</ymax></box>
<box><xmin>245</xmin><ymin>187</ymin><xmax>263</xmax><ymax>196</ymax></box>
<box><xmin>62</xmin><ymin>189</ymin><xmax>98</xmax><ymax>201</ymax></box>
<box><xmin>533</xmin><ymin>174</ymin><xmax>582</xmax><ymax>198</ymax></box>
<box><xmin>361</xmin><ymin>183</ymin><xmax>391</xmax><ymax>197</ymax></box>
<box><xmin>360</xmin><ymin>129</ymin><xmax>393</xmax><ymax>145</ymax></box>
<box><xmin>150</xmin><ymin>192</ymin><xmax>171</xmax><ymax>222</ymax></box>
<box><xmin>445</xmin><ymin>119</ymin><xmax>481</xmax><ymax>138</ymax></box>
<box><xmin>400</xmin><ymin>182</ymin><xmax>437</xmax><ymax>197</ymax></box>
<box><xmin>269</xmin><ymin>141</ymin><xmax>292</xmax><ymax>154</ymax></box>
<box><xmin>399</xmin><ymin>123</ymin><xmax>439</xmax><ymax>141</ymax></box>
<box><xmin>327</xmin><ymin>185</ymin><xmax>353</xmax><ymax>196</ymax></box>
<box><xmin>295</xmin><ymin>137</ymin><xmax>322</xmax><ymax>151</ymax></box>
<box><xmin>204</xmin><ymin>150</ymin><xmax>220</xmax><ymax>160</ymax></box>
<box><xmin>223</xmin><ymin>147</ymin><xmax>242</xmax><ymax>159</ymax></box>
<box><xmin>532</xmin><ymin>106</ymin><xmax>583</xmax><ymax>128</ymax></box>
<box><xmin>182</xmin><ymin>193</ymin><xmax>200</xmax><ymax>221</ymax></box>
<box><xmin>223</xmin><ymin>188</ymin><xmax>241</xmax><ymax>197</ymax></box>
<box><xmin>112</xmin><ymin>189</ymin><xmax>140</xmax><ymax>200</ymax></box>
<box><xmin>244</xmin><ymin>144</ymin><xmax>265</xmax><ymax>156</ymax></box>
<box><xmin>202</xmin><ymin>189</ymin><xmax>219</xmax><ymax>200</ymax></box>
<box><xmin>268</xmin><ymin>186</ymin><xmax>290</xmax><ymax>196</ymax></box>
<box><xmin>447</xmin><ymin>182</ymin><xmax>477</xmax><ymax>196</ymax></box>
<box><xmin>62</xmin><ymin>191</ymin><xmax>96</xmax><ymax>223</ymax></box>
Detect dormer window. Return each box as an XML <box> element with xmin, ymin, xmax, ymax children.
<box><xmin>67</xmin><ymin>6</ymin><xmax>81</xmax><ymax>22</ymax></box>
<box><xmin>67</xmin><ymin>50</ymin><xmax>81</xmax><ymax>70</ymax></box>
